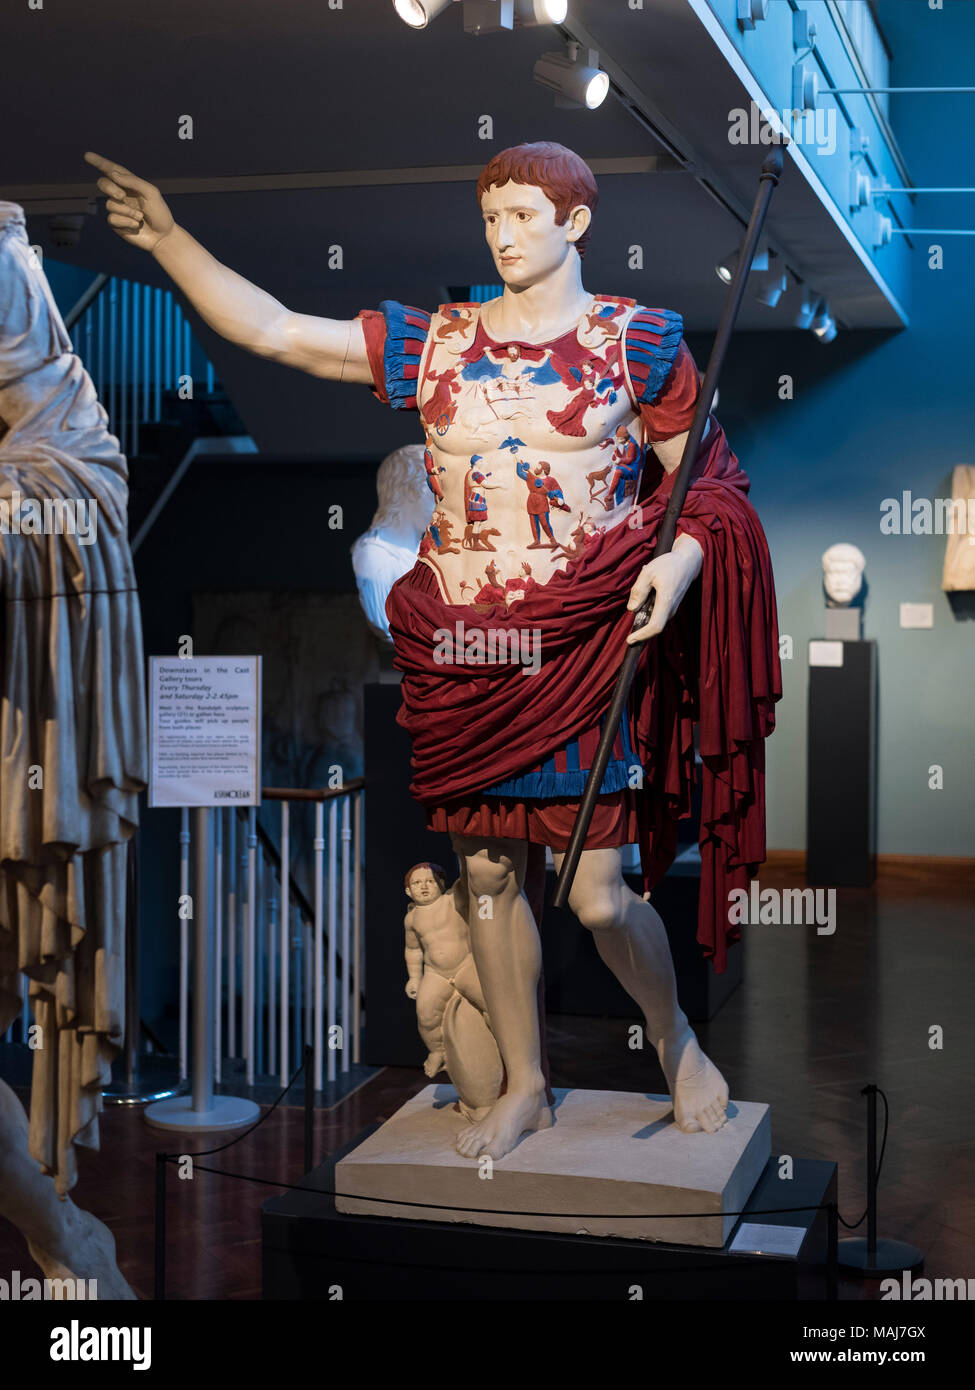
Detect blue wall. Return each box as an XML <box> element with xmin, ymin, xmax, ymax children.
<box><xmin>701</xmin><ymin>0</ymin><xmax>974</xmax><ymax>855</ymax></box>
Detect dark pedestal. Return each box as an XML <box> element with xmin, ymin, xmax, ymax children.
<box><xmin>262</xmin><ymin>1134</ymin><xmax>837</xmax><ymax>1300</ymax></box>
<box><xmin>807</xmin><ymin>640</ymin><xmax>877</xmax><ymax>887</ymax></box>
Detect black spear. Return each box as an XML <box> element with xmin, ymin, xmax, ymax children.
<box><xmin>552</xmin><ymin>145</ymin><xmax>786</xmax><ymax>909</ymax></box>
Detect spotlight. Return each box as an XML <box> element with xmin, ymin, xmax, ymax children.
<box><xmin>715</xmin><ymin>243</ymin><xmax>770</xmax><ymax>285</ymax></box>
<box><xmin>393</xmin><ymin>0</ymin><xmax>453</xmax><ymax>28</ymax></box>
<box><xmin>793</xmin><ymin>286</ymin><xmax>818</xmax><ymax>329</ymax></box>
<box><xmin>533</xmin><ymin>44</ymin><xmax>609</xmax><ymax>109</ymax></box>
<box><xmin>810</xmin><ymin>299</ymin><xmax>837</xmax><ymax>343</ymax></box>
<box><xmin>464</xmin><ymin>0</ymin><xmax>513</xmax><ymax>32</ymax></box>
<box><xmin>752</xmin><ymin>250</ymin><xmax>788</xmax><ymax>307</ymax></box>
<box><xmin>516</xmin><ymin>0</ymin><xmax>568</xmax><ymax>21</ymax></box>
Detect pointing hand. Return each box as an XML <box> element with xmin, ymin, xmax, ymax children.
<box><xmin>84</xmin><ymin>151</ymin><xmax>175</xmax><ymax>253</ymax></box>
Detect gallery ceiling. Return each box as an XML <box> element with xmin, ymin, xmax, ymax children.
<box><xmin>1</xmin><ymin>0</ymin><xmax>906</xmax><ymax>332</ymax></box>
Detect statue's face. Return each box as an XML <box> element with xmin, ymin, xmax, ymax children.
<box><xmin>822</xmin><ymin>546</ymin><xmax>865</xmax><ymax>605</ymax></box>
<box><xmin>824</xmin><ymin>562</ymin><xmax>862</xmax><ymax>604</ymax></box>
<box><xmin>480</xmin><ymin>180</ymin><xmax>589</xmax><ymax>288</ymax></box>
<box><xmin>408</xmin><ymin>868</ymin><xmax>442</xmax><ymax>904</ymax></box>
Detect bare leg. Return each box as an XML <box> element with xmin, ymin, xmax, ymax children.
<box><xmin>0</xmin><ymin>1077</ymin><xmax>136</xmax><ymax>1298</ymax></box>
<box><xmin>415</xmin><ymin>970</ymin><xmax>454</xmax><ymax>1077</ymax></box>
<box><xmin>450</xmin><ymin>953</ymin><xmax>489</xmax><ymax>1017</ymax></box>
<box><xmin>552</xmin><ymin>847</ymin><xmax>729</xmax><ymax>1134</ymax></box>
<box><xmin>449</xmin><ymin>834</ymin><xmax>552</xmax><ymax>1159</ymax></box>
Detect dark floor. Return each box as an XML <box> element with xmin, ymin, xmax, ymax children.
<box><xmin>1</xmin><ymin>862</ymin><xmax>972</xmax><ymax>1300</ymax></box>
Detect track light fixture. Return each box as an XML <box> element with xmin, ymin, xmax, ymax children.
<box><xmin>715</xmin><ymin>243</ymin><xmax>771</xmax><ymax>286</ymax></box>
<box><xmin>533</xmin><ymin>42</ymin><xmax>609</xmax><ymax>109</ymax></box>
<box><xmin>752</xmin><ymin>250</ymin><xmax>788</xmax><ymax>307</ymax></box>
<box><xmin>810</xmin><ymin>299</ymin><xmax>837</xmax><ymax>343</ymax></box>
<box><xmin>793</xmin><ymin>286</ymin><xmax>818</xmax><ymax>330</ymax></box>
<box><xmin>517</xmin><ymin>0</ymin><xmax>568</xmax><ymax>22</ymax></box>
<box><xmin>395</xmin><ymin>0</ymin><xmax>567</xmax><ymax>29</ymax></box>
<box><xmin>393</xmin><ymin>0</ymin><xmax>453</xmax><ymax>28</ymax></box>
<box><xmin>464</xmin><ymin>0</ymin><xmax>513</xmax><ymax>32</ymax></box>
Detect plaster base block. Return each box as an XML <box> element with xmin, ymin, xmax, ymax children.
<box><xmin>336</xmin><ymin>1085</ymin><xmax>770</xmax><ymax>1247</ymax></box>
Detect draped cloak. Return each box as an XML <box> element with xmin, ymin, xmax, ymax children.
<box><xmin>0</xmin><ymin>203</ymin><xmax>147</xmax><ymax>1194</ymax></box>
<box><xmin>386</xmin><ymin>416</ymin><xmax>781</xmax><ymax>973</ymax></box>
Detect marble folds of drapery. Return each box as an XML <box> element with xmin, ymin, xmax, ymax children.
<box><xmin>0</xmin><ymin>203</ymin><xmax>147</xmax><ymax>1194</ymax></box>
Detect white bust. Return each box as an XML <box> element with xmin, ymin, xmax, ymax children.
<box><xmin>822</xmin><ymin>542</ymin><xmax>866</xmax><ymax>606</ymax></box>
<box><xmin>351</xmin><ymin>444</ymin><xmax>432</xmax><ymax>642</ymax></box>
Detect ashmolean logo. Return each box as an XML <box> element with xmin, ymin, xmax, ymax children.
<box><xmin>49</xmin><ymin>1320</ymin><xmax>151</xmax><ymax>1371</ymax></box>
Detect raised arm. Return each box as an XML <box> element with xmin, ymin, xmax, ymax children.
<box><xmin>83</xmin><ymin>152</ymin><xmax>371</xmax><ymax>383</ymax></box>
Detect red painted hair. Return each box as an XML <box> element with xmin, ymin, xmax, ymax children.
<box><xmin>476</xmin><ymin>142</ymin><xmax>598</xmax><ymax>258</ymax></box>
<box><xmin>404</xmin><ymin>861</ymin><xmax>447</xmax><ymax>892</ymax></box>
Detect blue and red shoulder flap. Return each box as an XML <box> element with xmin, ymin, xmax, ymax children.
<box><xmin>378</xmin><ymin>300</ymin><xmax>433</xmax><ymax>409</ymax></box>
<box><xmin>624</xmin><ymin>306</ymin><xmax>684</xmax><ymax>405</ymax></box>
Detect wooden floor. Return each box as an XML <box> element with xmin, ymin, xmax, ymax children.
<box><xmin>1</xmin><ymin>862</ymin><xmax>972</xmax><ymax>1300</ymax></box>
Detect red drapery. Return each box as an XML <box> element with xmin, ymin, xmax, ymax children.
<box><xmin>386</xmin><ymin>419</ymin><xmax>781</xmax><ymax>971</ymax></box>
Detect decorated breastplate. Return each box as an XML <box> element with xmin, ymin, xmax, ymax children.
<box><xmin>415</xmin><ymin>296</ymin><xmax>645</xmax><ymax>607</ymax></box>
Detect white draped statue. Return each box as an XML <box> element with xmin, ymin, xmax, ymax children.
<box><xmin>0</xmin><ymin>202</ymin><xmax>146</xmax><ymax>1293</ymax></box>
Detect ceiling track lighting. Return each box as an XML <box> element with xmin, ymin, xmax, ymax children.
<box><xmin>533</xmin><ymin>42</ymin><xmax>609</xmax><ymax>109</ymax></box>
<box><xmin>793</xmin><ymin>286</ymin><xmax>819</xmax><ymax>330</ymax></box>
<box><xmin>393</xmin><ymin>0</ymin><xmax>453</xmax><ymax>28</ymax></box>
<box><xmin>517</xmin><ymin>0</ymin><xmax>568</xmax><ymax>23</ymax></box>
<box><xmin>715</xmin><ymin>243</ymin><xmax>771</xmax><ymax>286</ymax></box>
<box><xmin>394</xmin><ymin>0</ymin><xmax>567</xmax><ymax>29</ymax></box>
<box><xmin>810</xmin><ymin>299</ymin><xmax>838</xmax><ymax>343</ymax></box>
<box><xmin>752</xmin><ymin>250</ymin><xmax>788</xmax><ymax>307</ymax></box>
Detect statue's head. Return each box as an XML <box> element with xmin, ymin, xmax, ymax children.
<box><xmin>476</xmin><ymin>142</ymin><xmax>598</xmax><ymax>289</ymax></box>
<box><xmin>821</xmin><ymin>542</ymin><xmax>866</xmax><ymax>606</ymax></box>
<box><xmin>405</xmin><ymin>861</ymin><xmax>447</xmax><ymax>904</ymax></box>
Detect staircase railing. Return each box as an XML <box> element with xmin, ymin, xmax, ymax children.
<box><xmin>177</xmin><ymin>782</ymin><xmax>365</xmax><ymax>1094</ymax></box>
<box><xmin>65</xmin><ymin>273</ymin><xmax>217</xmax><ymax>460</ymax></box>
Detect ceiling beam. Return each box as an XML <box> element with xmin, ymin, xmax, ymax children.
<box><xmin>1</xmin><ymin>155</ymin><xmax>684</xmax><ymax>211</ymax></box>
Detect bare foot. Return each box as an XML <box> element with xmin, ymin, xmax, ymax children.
<box><xmin>658</xmin><ymin>1025</ymin><xmax>729</xmax><ymax>1134</ymax></box>
<box><xmin>28</xmin><ymin>1203</ymin><xmax>136</xmax><ymax>1300</ymax></box>
<box><xmin>454</xmin><ymin>1086</ymin><xmax>553</xmax><ymax>1160</ymax></box>
<box><xmin>423</xmin><ymin>1050</ymin><xmax>445</xmax><ymax>1079</ymax></box>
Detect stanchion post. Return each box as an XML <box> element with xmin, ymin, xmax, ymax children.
<box><xmin>193</xmin><ymin>806</ymin><xmax>215</xmax><ymax>1113</ymax></box>
<box><xmin>864</xmin><ymin>1082</ymin><xmax>878</xmax><ymax>1259</ymax></box>
<box><xmin>838</xmin><ymin>1082</ymin><xmax>923</xmax><ymax>1275</ymax></box>
<box><xmin>303</xmin><ymin>1043</ymin><xmax>314</xmax><ymax>1174</ymax></box>
<box><xmin>154</xmin><ymin>1152</ymin><xmax>167</xmax><ymax>1301</ymax></box>
<box><xmin>827</xmin><ymin>1203</ymin><xmax>838</xmax><ymax>1300</ymax></box>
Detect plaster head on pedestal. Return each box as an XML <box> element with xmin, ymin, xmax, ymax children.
<box><xmin>351</xmin><ymin>443</ymin><xmax>431</xmax><ymax>643</ymax></box>
<box><xmin>822</xmin><ymin>542</ymin><xmax>866</xmax><ymax>607</ymax></box>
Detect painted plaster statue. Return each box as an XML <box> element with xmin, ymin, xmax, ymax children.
<box><xmin>0</xmin><ymin>202</ymin><xmax>145</xmax><ymax>1294</ymax></box>
<box><xmin>351</xmin><ymin>443</ymin><xmax>432</xmax><ymax>643</ymax></box>
<box><xmin>403</xmin><ymin>861</ymin><xmax>501</xmax><ymax>1119</ymax></box>
<box><xmin>86</xmin><ymin>141</ymin><xmax>780</xmax><ymax>1162</ymax></box>
<box><xmin>822</xmin><ymin>542</ymin><xmax>866</xmax><ymax>606</ymax></box>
